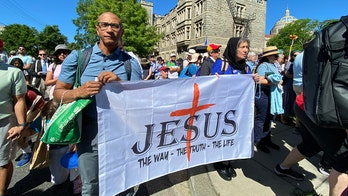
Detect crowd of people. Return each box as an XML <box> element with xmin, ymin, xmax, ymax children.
<box><xmin>0</xmin><ymin>11</ymin><xmax>347</xmax><ymax>196</ymax></box>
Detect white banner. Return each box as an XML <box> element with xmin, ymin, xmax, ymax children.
<box><xmin>96</xmin><ymin>75</ymin><xmax>255</xmax><ymax>196</ymax></box>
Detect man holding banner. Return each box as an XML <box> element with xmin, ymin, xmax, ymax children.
<box><xmin>53</xmin><ymin>12</ymin><xmax>142</xmax><ymax>196</ymax></box>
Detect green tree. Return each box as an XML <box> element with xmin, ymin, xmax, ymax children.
<box><xmin>267</xmin><ymin>19</ymin><xmax>319</xmax><ymax>56</ymax></box>
<box><xmin>37</xmin><ymin>25</ymin><xmax>68</xmax><ymax>55</ymax></box>
<box><xmin>0</xmin><ymin>24</ymin><xmax>38</xmax><ymax>56</ymax></box>
<box><xmin>74</xmin><ymin>0</ymin><xmax>161</xmax><ymax>57</ymax></box>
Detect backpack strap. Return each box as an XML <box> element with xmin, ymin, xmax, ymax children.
<box><xmin>80</xmin><ymin>47</ymin><xmax>93</xmax><ymax>74</ymax></box>
<box><xmin>122</xmin><ymin>52</ymin><xmax>132</xmax><ymax>81</ymax></box>
<box><xmin>221</xmin><ymin>60</ymin><xmax>228</xmax><ymax>74</ymax></box>
<box><xmin>52</xmin><ymin>63</ymin><xmax>57</xmax><ymax>74</ymax></box>
<box><xmin>74</xmin><ymin>47</ymin><xmax>93</xmax><ymax>88</ymax></box>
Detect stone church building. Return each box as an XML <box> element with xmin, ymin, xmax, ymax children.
<box><xmin>141</xmin><ymin>0</ymin><xmax>267</xmax><ymax>60</ymax></box>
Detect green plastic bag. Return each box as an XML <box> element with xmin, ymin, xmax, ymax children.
<box><xmin>41</xmin><ymin>98</ymin><xmax>92</xmax><ymax>144</ymax></box>
<box><xmin>41</xmin><ymin>49</ymin><xmax>92</xmax><ymax>145</ymax></box>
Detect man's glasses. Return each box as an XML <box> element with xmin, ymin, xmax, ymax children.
<box><xmin>97</xmin><ymin>22</ymin><xmax>122</xmax><ymax>31</ymax></box>
<box><xmin>18</xmin><ymin>48</ymin><xmax>25</xmax><ymax>51</ymax></box>
<box><xmin>39</xmin><ymin>53</ymin><xmax>47</xmax><ymax>56</ymax></box>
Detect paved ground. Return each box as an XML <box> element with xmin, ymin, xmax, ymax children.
<box><xmin>7</xmin><ymin>121</ymin><xmax>329</xmax><ymax>196</ymax></box>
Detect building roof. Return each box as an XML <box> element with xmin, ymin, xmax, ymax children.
<box><xmin>270</xmin><ymin>8</ymin><xmax>297</xmax><ymax>35</ymax></box>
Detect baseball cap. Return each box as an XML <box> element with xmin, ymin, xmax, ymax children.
<box><xmin>160</xmin><ymin>66</ymin><xmax>169</xmax><ymax>71</ymax></box>
<box><xmin>170</xmin><ymin>53</ymin><xmax>176</xmax><ymax>57</ymax></box>
<box><xmin>207</xmin><ymin>44</ymin><xmax>222</xmax><ymax>53</ymax></box>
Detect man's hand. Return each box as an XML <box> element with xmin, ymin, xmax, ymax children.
<box><xmin>79</xmin><ymin>81</ymin><xmax>104</xmax><ymax>97</ymax></box>
<box><xmin>98</xmin><ymin>71</ymin><xmax>121</xmax><ymax>84</ymax></box>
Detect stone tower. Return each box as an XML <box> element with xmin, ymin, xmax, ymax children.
<box><xmin>140</xmin><ymin>0</ymin><xmax>154</xmax><ymax>25</ymax></box>
<box><xmin>150</xmin><ymin>0</ymin><xmax>267</xmax><ymax>60</ymax></box>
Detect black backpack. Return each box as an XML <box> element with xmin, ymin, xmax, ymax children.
<box><xmin>303</xmin><ymin>15</ymin><xmax>348</xmax><ymax>128</ymax></box>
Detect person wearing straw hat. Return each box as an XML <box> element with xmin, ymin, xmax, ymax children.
<box><xmin>182</xmin><ymin>49</ymin><xmax>196</xmax><ymax>69</ymax></box>
<box><xmin>140</xmin><ymin>58</ymin><xmax>153</xmax><ymax>80</ymax></box>
<box><xmin>254</xmin><ymin>46</ymin><xmax>283</xmax><ymax>154</ymax></box>
<box><xmin>179</xmin><ymin>53</ymin><xmax>200</xmax><ymax>78</ymax></box>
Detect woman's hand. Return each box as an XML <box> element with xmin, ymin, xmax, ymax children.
<box><xmin>252</xmin><ymin>73</ymin><xmax>259</xmax><ymax>83</ymax></box>
<box><xmin>257</xmin><ymin>76</ymin><xmax>267</xmax><ymax>84</ymax></box>
<box><xmin>7</xmin><ymin>126</ymin><xmax>25</xmax><ymax>141</ymax></box>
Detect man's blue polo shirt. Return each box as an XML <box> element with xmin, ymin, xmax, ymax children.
<box><xmin>58</xmin><ymin>43</ymin><xmax>142</xmax><ymax>119</ymax></box>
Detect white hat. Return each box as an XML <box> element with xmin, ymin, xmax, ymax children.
<box><xmin>170</xmin><ymin>53</ymin><xmax>176</xmax><ymax>57</ymax></box>
<box><xmin>186</xmin><ymin>49</ymin><xmax>196</xmax><ymax>55</ymax></box>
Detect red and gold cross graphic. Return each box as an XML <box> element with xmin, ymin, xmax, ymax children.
<box><xmin>170</xmin><ymin>83</ymin><xmax>215</xmax><ymax>161</ymax></box>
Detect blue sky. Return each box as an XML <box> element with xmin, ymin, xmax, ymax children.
<box><xmin>0</xmin><ymin>0</ymin><xmax>347</xmax><ymax>43</ymax></box>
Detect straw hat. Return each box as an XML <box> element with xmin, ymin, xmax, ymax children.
<box><xmin>140</xmin><ymin>58</ymin><xmax>150</xmax><ymax>65</ymax></box>
<box><xmin>189</xmin><ymin>53</ymin><xmax>200</xmax><ymax>63</ymax></box>
<box><xmin>262</xmin><ymin>46</ymin><xmax>280</xmax><ymax>57</ymax></box>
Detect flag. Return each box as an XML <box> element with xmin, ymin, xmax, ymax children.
<box><xmin>96</xmin><ymin>75</ymin><xmax>255</xmax><ymax>196</ymax></box>
<box><xmin>204</xmin><ymin>36</ymin><xmax>208</xmax><ymax>46</ymax></box>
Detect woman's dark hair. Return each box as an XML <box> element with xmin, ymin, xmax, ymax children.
<box><xmin>254</xmin><ymin>56</ymin><xmax>270</xmax><ymax>72</ymax></box>
<box><xmin>10</xmin><ymin>58</ymin><xmax>24</xmax><ymax>70</ymax></box>
<box><xmin>53</xmin><ymin>50</ymin><xmax>70</xmax><ymax>64</ymax></box>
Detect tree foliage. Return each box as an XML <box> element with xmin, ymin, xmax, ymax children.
<box><xmin>267</xmin><ymin>19</ymin><xmax>319</xmax><ymax>56</ymax></box>
<box><xmin>0</xmin><ymin>24</ymin><xmax>68</xmax><ymax>57</ymax></box>
<box><xmin>37</xmin><ymin>25</ymin><xmax>68</xmax><ymax>55</ymax></box>
<box><xmin>0</xmin><ymin>24</ymin><xmax>38</xmax><ymax>56</ymax></box>
<box><xmin>74</xmin><ymin>0</ymin><xmax>161</xmax><ymax>57</ymax></box>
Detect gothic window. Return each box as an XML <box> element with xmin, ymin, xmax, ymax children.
<box><xmin>233</xmin><ymin>24</ymin><xmax>244</xmax><ymax>37</ymax></box>
<box><xmin>186</xmin><ymin>27</ymin><xmax>191</xmax><ymax>40</ymax></box>
<box><xmin>235</xmin><ymin>3</ymin><xmax>245</xmax><ymax>18</ymax></box>
<box><xmin>195</xmin><ymin>0</ymin><xmax>203</xmax><ymax>16</ymax></box>
<box><xmin>171</xmin><ymin>33</ymin><xmax>176</xmax><ymax>45</ymax></box>
<box><xmin>195</xmin><ymin>21</ymin><xmax>203</xmax><ymax>38</ymax></box>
